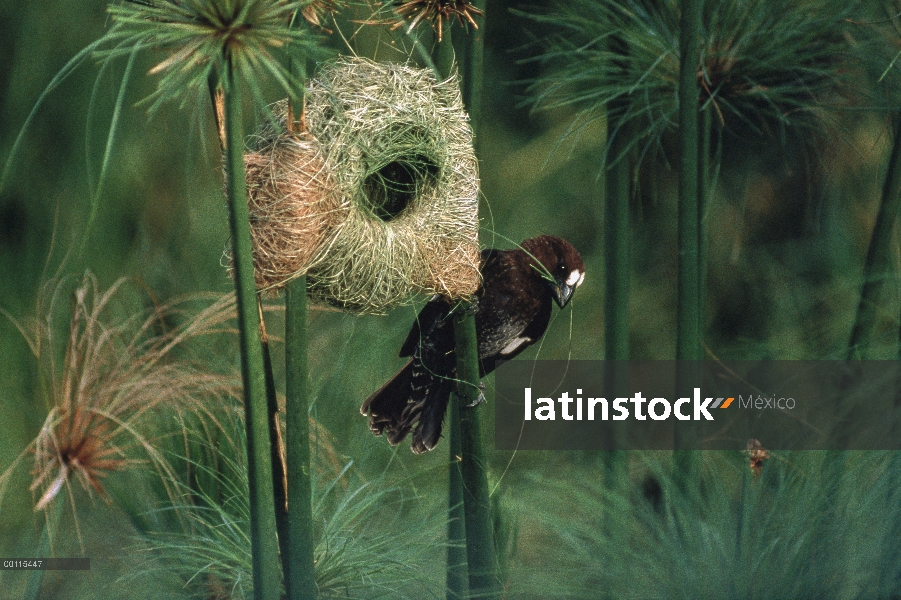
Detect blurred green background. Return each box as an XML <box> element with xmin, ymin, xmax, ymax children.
<box><xmin>2</xmin><ymin>0</ymin><xmax>901</xmax><ymax>598</ymax></box>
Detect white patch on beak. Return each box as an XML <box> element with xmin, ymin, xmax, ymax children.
<box><xmin>500</xmin><ymin>336</ymin><xmax>531</xmax><ymax>356</ymax></box>
<box><xmin>566</xmin><ymin>270</ymin><xmax>584</xmax><ymax>287</ymax></box>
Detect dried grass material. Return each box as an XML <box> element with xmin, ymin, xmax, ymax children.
<box><xmin>244</xmin><ymin>131</ymin><xmax>343</xmax><ymax>291</ymax></box>
<box><xmin>303</xmin><ymin>57</ymin><xmax>481</xmax><ymax>313</ymax></box>
<box><xmin>0</xmin><ymin>273</ymin><xmax>242</xmax><ymax>514</ymax></box>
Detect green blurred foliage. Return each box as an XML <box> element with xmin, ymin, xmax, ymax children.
<box><xmin>2</xmin><ymin>0</ymin><xmax>901</xmax><ymax>597</ymax></box>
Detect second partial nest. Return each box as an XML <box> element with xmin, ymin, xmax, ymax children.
<box><xmin>243</xmin><ymin>57</ymin><xmax>481</xmax><ymax>314</ymax></box>
<box><xmin>245</xmin><ymin>129</ymin><xmax>340</xmax><ymax>291</ymax></box>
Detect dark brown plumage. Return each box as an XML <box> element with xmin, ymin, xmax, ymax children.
<box><xmin>361</xmin><ymin>235</ymin><xmax>585</xmax><ymax>453</ymax></box>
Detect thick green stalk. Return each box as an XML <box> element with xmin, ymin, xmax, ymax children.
<box><xmin>674</xmin><ymin>0</ymin><xmax>702</xmax><ymax>482</ymax></box>
<box><xmin>222</xmin><ymin>55</ymin><xmax>281</xmax><ymax>600</ymax></box>
<box><xmin>281</xmin><ymin>37</ymin><xmax>316</xmax><ymax>597</ymax></box>
<box><xmin>849</xmin><ymin>114</ymin><xmax>901</xmax><ymax>359</ymax></box>
<box><xmin>461</xmin><ymin>2</ymin><xmax>484</xmax><ymax>148</ymax></box>
<box><xmin>731</xmin><ymin>465</ymin><xmax>753</xmax><ymax>599</ymax></box>
<box><xmin>454</xmin><ymin>311</ymin><xmax>500</xmax><ymax>599</ymax></box>
<box><xmin>446</xmin><ymin>394</ymin><xmax>468</xmax><ymax>600</ymax></box>
<box><xmin>602</xmin><ymin>105</ymin><xmax>630</xmax><ymax>504</ymax></box>
<box><xmin>604</xmin><ymin>122</ymin><xmax>630</xmax><ymax>363</ymax></box>
<box><xmin>440</xmin><ymin>15</ymin><xmax>499</xmax><ymax>599</ymax></box>
<box><xmin>285</xmin><ymin>276</ymin><xmax>316</xmax><ymax>599</ymax></box>
<box><xmin>437</xmin><ymin>20</ymin><xmax>468</xmax><ymax>600</ymax></box>
<box><xmin>677</xmin><ymin>0</ymin><xmax>701</xmax><ymax>362</ymax></box>
<box><xmin>262</xmin><ymin>320</ymin><xmax>288</xmax><ymax>574</ymax></box>
<box><xmin>698</xmin><ymin>107</ymin><xmax>712</xmax><ymax>338</ymax></box>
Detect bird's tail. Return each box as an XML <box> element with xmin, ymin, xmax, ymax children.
<box><xmin>361</xmin><ymin>359</ymin><xmax>416</xmax><ymax>445</ymax></box>
<box><xmin>361</xmin><ymin>359</ymin><xmax>453</xmax><ymax>454</ymax></box>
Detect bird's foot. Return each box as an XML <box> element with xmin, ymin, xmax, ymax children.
<box><xmin>465</xmin><ymin>382</ymin><xmax>487</xmax><ymax>408</ymax></box>
<box><xmin>448</xmin><ymin>298</ymin><xmax>477</xmax><ymax>320</ymax></box>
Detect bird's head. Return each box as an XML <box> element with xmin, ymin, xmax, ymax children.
<box><xmin>521</xmin><ymin>235</ymin><xmax>586</xmax><ymax>308</ymax></box>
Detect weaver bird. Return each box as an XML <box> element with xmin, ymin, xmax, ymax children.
<box><xmin>362</xmin><ymin>235</ymin><xmax>585</xmax><ymax>453</ymax></box>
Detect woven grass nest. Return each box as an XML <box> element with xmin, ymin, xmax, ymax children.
<box><xmin>243</xmin><ymin>57</ymin><xmax>481</xmax><ymax>313</ymax></box>
<box><xmin>244</xmin><ymin>127</ymin><xmax>340</xmax><ymax>291</ymax></box>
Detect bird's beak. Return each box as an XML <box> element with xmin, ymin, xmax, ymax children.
<box><xmin>553</xmin><ymin>282</ymin><xmax>575</xmax><ymax>308</ymax></box>
<box><xmin>551</xmin><ymin>269</ymin><xmax>583</xmax><ymax>308</ymax></box>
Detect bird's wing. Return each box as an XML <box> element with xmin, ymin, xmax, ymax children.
<box><xmin>399</xmin><ymin>294</ymin><xmax>452</xmax><ymax>357</ymax></box>
<box><xmin>473</xmin><ymin>246</ymin><xmax>552</xmax><ymax>375</ymax></box>
<box><xmin>400</xmin><ymin>249</ymin><xmax>497</xmax><ymax>357</ymax></box>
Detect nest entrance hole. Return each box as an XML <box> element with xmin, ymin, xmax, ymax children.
<box><xmin>363</xmin><ymin>154</ymin><xmax>439</xmax><ymax>221</ymax></box>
